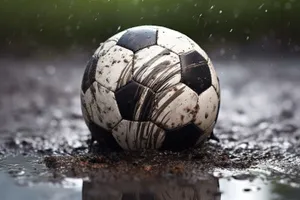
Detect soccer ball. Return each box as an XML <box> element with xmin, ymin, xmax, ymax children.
<box><xmin>80</xmin><ymin>25</ymin><xmax>220</xmax><ymax>151</ymax></box>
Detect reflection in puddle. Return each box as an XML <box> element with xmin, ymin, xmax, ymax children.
<box><xmin>1</xmin><ymin>172</ymin><xmax>300</xmax><ymax>200</ymax></box>
<box><xmin>61</xmin><ymin>176</ymin><xmax>300</xmax><ymax>200</ymax></box>
<box><xmin>220</xmin><ymin>178</ymin><xmax>271</xmax><ymax>200</ymax></box>
<box><xmin>82</xmin><ymin>175</ymin><xmax>220</xmax><ymax>200</ymax></box>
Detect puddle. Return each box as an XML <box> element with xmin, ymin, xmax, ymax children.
<box><xmin>1</xmin><ymin>171</ymin><xmax>299</xmax><ymax>200</ymax></box>
<box><xmin>0</xmin><ymin>154</ymin><xmax>299</xmax><ymax>200</ymax></box>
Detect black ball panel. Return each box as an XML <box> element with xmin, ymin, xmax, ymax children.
<box><xmin>159</xmin><ymin>123</ymin><xmax>204</xmax><ymax>151</ymax></box>
<box><xmin>115</xmin><ymin>81</ymin><xmax>155</xmax><ymax>121</ymax></box>
<box><xmin>88</xmin><ymin>121</ymin><xmax>123</xmax><ymax>151</ymax></box>
<box><xmin>180</xmin><ymin>50</ymin><xmax>212</xmax><ymax>95</ymax></box>
<box><xmin>117</xmin><ymin>27</ymin><xmax>158</xmax><ymax>53</ymax></box>
<box><xmin>81</xmin><ymin>55</ymin><xmax>99</xmax><ymax>93</ymax></box>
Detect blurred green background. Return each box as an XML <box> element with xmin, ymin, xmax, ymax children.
<box><xmin>0</xmin><ymin>0</ymin><xmax>299</xmax><ymax>54</ymax></box>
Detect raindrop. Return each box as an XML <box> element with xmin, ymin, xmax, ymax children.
<box><xmin>229</xmin><ymin>28</ymin><xmax>233</xmax><ymax>32</ymax></box>
<box><xmin>68</xmin><ymin>14</ymin><xmax>73</xmax><ymax>20</ymax></box>
<box><xmin>117</xmin><ymin>26</ymin><xmax>121</xmax><ymax>31</ymax></box>
<box><xmin>246</xmin><ymin>36</ymin><xmax>250</xmax><ymax>40</ymax></box>
<box><xmin>40</xmin><ymin>28</ymin><xmax>43</xmax><ymax>32</ymax></box>
<box><xmin>258</xmin><ymin>3</ymin><xmax>264</xmax><ymax>9</ymax></box>
<box><xmin>265</xmin><ymin>9</ymin><xmax>268</xmax><ymax>12</ymax></box>
<box><xmin>219</xmin><ymin>10</ymin><xmax>223</xmax><ymax>14</ymax></box>
<box><xmin>210</xmin><ymin>5</ymin><xmax>215</xmax><ymax>10</ymax></box>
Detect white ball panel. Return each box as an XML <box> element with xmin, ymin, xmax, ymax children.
<box><xmin>95</xmin><ymin>45</ymin><xmax>134</xmax><ymax>92</ymax></box>
<box><xmin>157</xmin><ymin>27</ymin><xmax>195</xmax><ymax>54</ymax></box>
<box><xmin>94</xmin><ymin>40</ymin><xmax>117</xmax><ymax>57</ymax></box>
<box><xmin>133</xmin><ymin>45</ymin><xmax>181</xmax><ymax>92</ymax></box>
<box><xmin>193</xmin><ymin>86</ymin><xmax>219</xmax><ymax>131</ymax></box>
<box><xmin>195</xmin><ymin>122</ymin><xmax>215</xmax><ymax>146</ymax></box>
<box><xmin>152</xmin><ymin>83</ymin><xmax>199</xmax><ymax>130</ymax></box>
<box><xmin>208</xmin><ymin>59</ymin><xmax>220</xmax><ymax>96</ymax></box>
<box><xmin>112</xmin><ymin>120</ymin><xmax>165</xmax><ymax>150</ymax></box>
<box><xmin>83</xmin><ymin>82</ymin><xmax>122</xmax><ymax>130</ymax></box>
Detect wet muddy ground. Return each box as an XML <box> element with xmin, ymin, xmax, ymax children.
<box><xmin>0</xmin><ymin>53</ymin><xmax>299</xmax><ymax>200</ymax></box>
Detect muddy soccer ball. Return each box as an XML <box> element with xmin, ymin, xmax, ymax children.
<box><xmin>80</xmin><ymin>25</ymin><xmax>220</xmax><ymax>151</ymax></box>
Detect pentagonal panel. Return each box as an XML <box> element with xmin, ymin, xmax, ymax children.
<box><xmin>180</xmin><ymin>50</ymin><xmax>212</xmax><ymax>95</ymax></box>
<box><xmin>80</xmin><ymin>90</ymin><xmax>91</xmax><ymax>125</ymax></box>
<box><xmin>94</xmin><ymin>40</ymin><xmax>117</xmax><ymax>57</ymax></box>
<box><xmin>88</xmin><ymin>121</ymin><xmax>122</xmax><ymax>150</ymax></box>
<box><xmin>151</xmin><ymin>83</ymin><xmax>199</xmax><ymax>130</ymax></box>
<box><xmin>83</xmin><ymin>82</ymin><xmax>122</xmax><ymax>130</ymax></box>
<box><xmin>157</xmin><ymin>26</ymin><xmax>195</xmax><ymax>54</ymax></box>
<box><xmin>117</xmin><ymin>26</ymin><xmax>157</xmax><ymax>53</ymax></box>
<box><xmin>160</xmin><ymin>123</ymin><xmax>203</xmax><ymax>151</ymax></box>
<box><xmin>95</xmin><ymin>45</ymin><xmax>134</xmax><ymax>92</ymax></box>
<box><xmin>112</xmin><ymin>120</ymin><xmax>165</xmax><ymax>150</ymax></box>
<box><xmin>115</xmin><ymin>81</ymin><xmax>155</xmax><ymax>121</ymax></box>
<box><xmin>193</xmin><ymin>86</ymin><xmax>219</xmax><ymax>131</ymax></box>
<box><xmin>133</xmin><ymin>45</ymin><xmax>181</xmax><ymax>92</ymax></box>
<box><xmin>208</xmin><ymin>59</ymin><xmax>220</xmax><ymax>96</ymax></box>
<box><xmin>81</xmin><ymin>55</ymin><xmax>98</xmax><ymax>93</ymax></box>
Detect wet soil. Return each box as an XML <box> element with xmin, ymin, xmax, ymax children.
<box><xmin>0</xmin><ymin>54</ymin><xmax>299</xmax><ymax>199</ymax></box>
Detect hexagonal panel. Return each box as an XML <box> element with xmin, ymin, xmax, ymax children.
<box><xmin>157</xmin><ymin>26</ymin><xmax>195</xmax><ymax>54</ymax></box>
<box><xmin>88</xmin><ymin>121</ymin><xmax>122</xmax><ymax>151</ymax></box>
<box><xmin>94</xmin><ymin>40</ymin><xmax>117</xmax><ymax>57</ymax></box>
<box><xmin>180</xmin><ymin>50</ymin><xmax>212</xmax><ymax>95</ymax></box>
<box><xmin>208</xmin><ymin>59</ymin><xmax>220</xmax><ymax>96</ymax></box>
<box><xmin>195</xmin><ymin>122</ymin><xmax>215</xmax><ymax>147</ymax></box>
<box><xmin>159</xmin><ymin>123</ymin><xmax>203</xmax><ymax>151</ymax></box>
<box><xmin>193</xmin><ymin>86</ymin><xmax>219</xmax><ymax>131</ymax></box>
<box><xmin>117</xmin><ymin>26</ymin><xmax>157</xmax><ymax>53</ymax></box>
<box><xmin>133</xmin><ymin>45</ymin><xmax>181</xmax><ymax>92</ymax></box>
<box><xmin>112</xmin><ymin>120</ymin><xmax>165</xmax><ymax>150</ymax></box>
<box><xmin>83</xmin><ymin>82</ymin><xmax>122</xmax><ymax>130</ymax></box>
<box><xmin>115</xmin><ymin>81</ymin><xmax>155</xmax><ymax>121</ymax></box>
<box><xmin>187</xmin><ymin>38</ymin><xmax>209</xmax><ymax>61</ymax></box>
<box><xmin>95</xmin><ymin>45</ymin><xmax>134</xmax><ymax>92</ymax></box>
<box><xmin>81</xmin><ymin>55</ymin><xmax>98</xmax><ymax>93</ymax></box>
<box><xmin>215</xmin><ymin>97</ymin><xmax>221</xmax><ymax>123</ymax></box>
<box><xmin>151</xmin><ymin>83</ymin><xmax>199</xmax><ymax>130</ymax></box>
